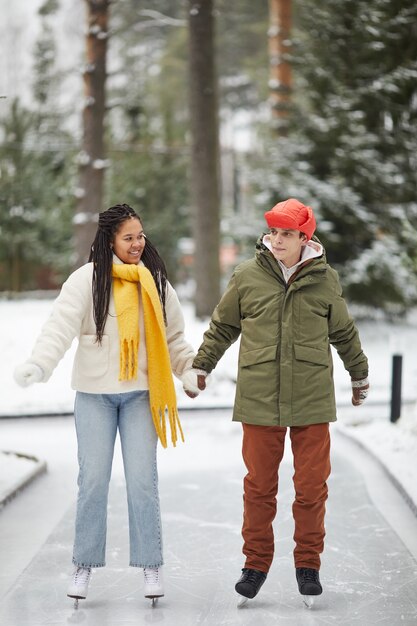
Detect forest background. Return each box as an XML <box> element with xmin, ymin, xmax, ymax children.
<box><xmin>0</xmin><ymin>0</ymin><xmax>416</xmax><ymax>318</ymax></box>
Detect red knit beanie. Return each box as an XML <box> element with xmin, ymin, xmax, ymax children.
<box><xmin>264</xmin><ymin>198</ymin><xmax>316</xmax><ymax>240</ymax></box>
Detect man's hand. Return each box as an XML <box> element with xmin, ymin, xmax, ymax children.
<box><xmin>351</xmin><ymin>377</ymin><xmax>369</xmax><ymax>406</ymax></box>
<box><xmin>181</xmin><ymin>368</ymin><xmax>207</xmax><ymax>398</ymax></box>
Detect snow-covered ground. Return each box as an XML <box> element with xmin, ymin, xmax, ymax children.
<box><xmin>1</xmin><ymin>297</ymin><xmax>417</xmax><ymax>511</ymax></box>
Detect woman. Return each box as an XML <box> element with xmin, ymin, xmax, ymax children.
<box><xmin>14</xmin><ymin>204</ymin><xmax>196</xmax><ymax>605</ymax></box>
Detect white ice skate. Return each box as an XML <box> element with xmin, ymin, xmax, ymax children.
<box><xmin>67</xmin><ymin>566</ymin><xmax>91</xmax><ymax>609</ymax></box>
<box><xmin>144</xmin><ymin>566</ymin><xmax>164</xmax><ymax>606</ymax></box>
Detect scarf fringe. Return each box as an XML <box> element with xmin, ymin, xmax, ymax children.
<box><xmin>119</xmin><ymin>338</ymin><xmax>139</xmax><ymax>381</ymax></box>
<box><xmin>151</xmin><ymin>405</ymin><xmax>185</xmax><ymax>448</ymax></box>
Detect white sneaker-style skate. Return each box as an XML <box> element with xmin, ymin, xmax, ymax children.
<box><xmin>67</xmin><ymin>566</ymin><xmax>92</xmax><ymax>608</ymax></box>
<box><xmin>144</xmin><ymin>566</ymin><xmax>164</xmax><ymax>604</ymax></box>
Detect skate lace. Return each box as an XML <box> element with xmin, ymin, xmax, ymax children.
<box><xmin>299</xmin><ymin>568</ymin><xmax>318</xmax><ymax>583</ymax></box>
<box><xmin>74</xmin><ymin>567</ymin><xmax>91</xmax><ymax>586</ymax></box>
<box><xmin>144</xmin><ymin>567</ymin><xmax>160</xmax><ymax>585</ymax></box>
<box><xmin>244</xmin><ymin>569</ymin><xmax>263</xmax><ymax>585</ymax></box>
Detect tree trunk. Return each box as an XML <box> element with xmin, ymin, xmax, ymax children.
<box><xmin>74</xmin><ymin>0</ymin><xmax>109</xmax><ymax>268</ymax></box>
<box><xmin>268</xmin><ymin>0</ymin><xmax>292</xmax><ymax>134</ymax></box>
<box><xmin>188</xmin><ymin>0</ymin><xmax>221</xmax><ymax>318</ymax></box>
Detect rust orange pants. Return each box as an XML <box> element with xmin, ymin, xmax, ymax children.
<box><xmin>241</xmin><ymin>422</ymin><xmax>331</xmax><ymax>573</ymax></box>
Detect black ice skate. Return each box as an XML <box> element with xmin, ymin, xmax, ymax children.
<box><xmin>296</xmin><ymin>567</ymin><xmax>322</xmax><ymax>608</ymax></box>
<box><xmin>235</xmin><ymin>568</ymin><xmax>267</xmax><ymax>606</ymax></box>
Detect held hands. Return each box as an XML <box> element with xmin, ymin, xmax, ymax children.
<box><xmin>181</xmin><ymin>368</ymin><xmax>207</xmax><ymax>398</ymax></box>
<box><xmin>14</xmin><ymin>363</ymin><xmax>44</xmax><ymax>388</ymax></box>
<box><xmin>351</xmin><ymin>377</ymin><xmax>369</xmax><ymax>406</ymax></box>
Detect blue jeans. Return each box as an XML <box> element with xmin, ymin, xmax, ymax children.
<box><xmin>72</xmin><ymin>391</ymin><xmax>163</xmax><ymax>568</ymax></box>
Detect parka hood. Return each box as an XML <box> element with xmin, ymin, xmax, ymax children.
<box><xmin>255</xmin><ymin>233</ymin><xmax>326</xmax><ymax>267</ymax></box>
<box><xmin>261</xmin><ymin>234</ymin><xmax>323</xmax><ymax>262</ymax></box>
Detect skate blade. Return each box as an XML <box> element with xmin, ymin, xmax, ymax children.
<box><xmin>237</xmin><ymin>594</ymin><xmax>249</xmax><ymax>607</ymax></box>
<box><xmin>145</xmin><ymin>594</ymin><xmax>163</xmax><ymax>606</ymax></box>
<box><xmin>67</xmin><ymin>595</ymin><xmax>85</xmax><ymax>610</ymax></box>
<box><xmin>302</xmin><ymin>595</ymin><xmax>315</xmax><ymax>608</ymax></box>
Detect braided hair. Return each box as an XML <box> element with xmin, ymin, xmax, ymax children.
<box><xmin>88</xmin><ymin>203</ymin><xmax>168</xmax><ymax>344</ymax></box>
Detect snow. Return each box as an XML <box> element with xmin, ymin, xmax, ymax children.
<box><xmin>1</xmin><ymin>297</ymin><xmax>417</xmax><ymax>514</ymax></box>
<box><xmin>92</xmin><ymin>158</ymin><xmax>111</xmax><ymax>170</ymax></box>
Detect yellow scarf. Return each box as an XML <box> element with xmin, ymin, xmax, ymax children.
<box><xmin>112</xmin><ymin>263</ymin><xmax>184</xmax><ymax>448</ymax></box>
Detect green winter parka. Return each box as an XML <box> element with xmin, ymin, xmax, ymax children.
<box><xmin>193</xmin><ymin>237</ymin><xmax>368</xmax><ymax>427</ymax></box>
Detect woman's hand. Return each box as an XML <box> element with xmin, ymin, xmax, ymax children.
<box><xmin>13</xmin><ymin>363</ymin><xmax>44</xmax><ymax>387</ymax></box>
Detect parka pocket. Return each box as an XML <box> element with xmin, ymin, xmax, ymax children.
<box><xmin>74</xmin><ymin>334</ymin><xmax>110</xmax><ymax>377</ymax></box>
<box><xmin>294</xmin><ymin>343</ymin><xmax>329</xmax><ymax>366</ymax></box>
<box><xmin>238</xmin><ymin>345</ymin><xmax>278</xmax><ymax>401</ymax></box>
<box><xmin>240</xmin><ymin>345</ymin><xmax>278</xmax><ymax>367</ymax></box>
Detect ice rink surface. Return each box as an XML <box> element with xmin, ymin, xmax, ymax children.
<box><xmin>1</xmin><ymin>411</ymin><xmax>417</xmax><ymax>625</ymax></box>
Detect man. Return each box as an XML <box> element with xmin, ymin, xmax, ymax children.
<box><xmin>183</xmin><ymin>198</ymin><xmax>369</xmax><ymax>603</ymax></box>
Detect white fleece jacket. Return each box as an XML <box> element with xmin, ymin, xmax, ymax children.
<box><xmin>26</xmin><ymin>261</ymin><xmax>195</xmax><ymax>394</ymax></box>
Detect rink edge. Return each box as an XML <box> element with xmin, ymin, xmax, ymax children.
<box><xmin>335</xmin><ymin>424</ymin><xmax>417</xmax><ymax>518</ymax></box>
<box><xmin>0</xmin><ymin>452</ymin><xmax>47</xmax><ymax>510</ymax></box>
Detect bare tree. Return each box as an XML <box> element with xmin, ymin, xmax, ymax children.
<box><xmin>74</xmin><ymin>0</ymin><xmax>109</xmax><ymax>267</ymax></box>
<box><xmin>188</xmin><ymin>0</ymin><xmax>221</xmax><ymax>318</ymax></box>
<box><xmin>268</xmin><ymin>0</ymin><xmax>292</xmax><ymax>134</ymax></box>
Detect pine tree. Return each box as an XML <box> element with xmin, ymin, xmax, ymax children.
<box><xmin>254</xmin><ymin>0</ymin><xmax>417</xmax><ymax>314</ymax></box>
<box><xmin>107</xmin><ymin>0</ymin><xmax>269</xmax><ymax>291</ymax></box>
<box><xmin>0</xmin><ymin>0</ymin><xmax>75</xmax><ymax>291</ymax></box>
